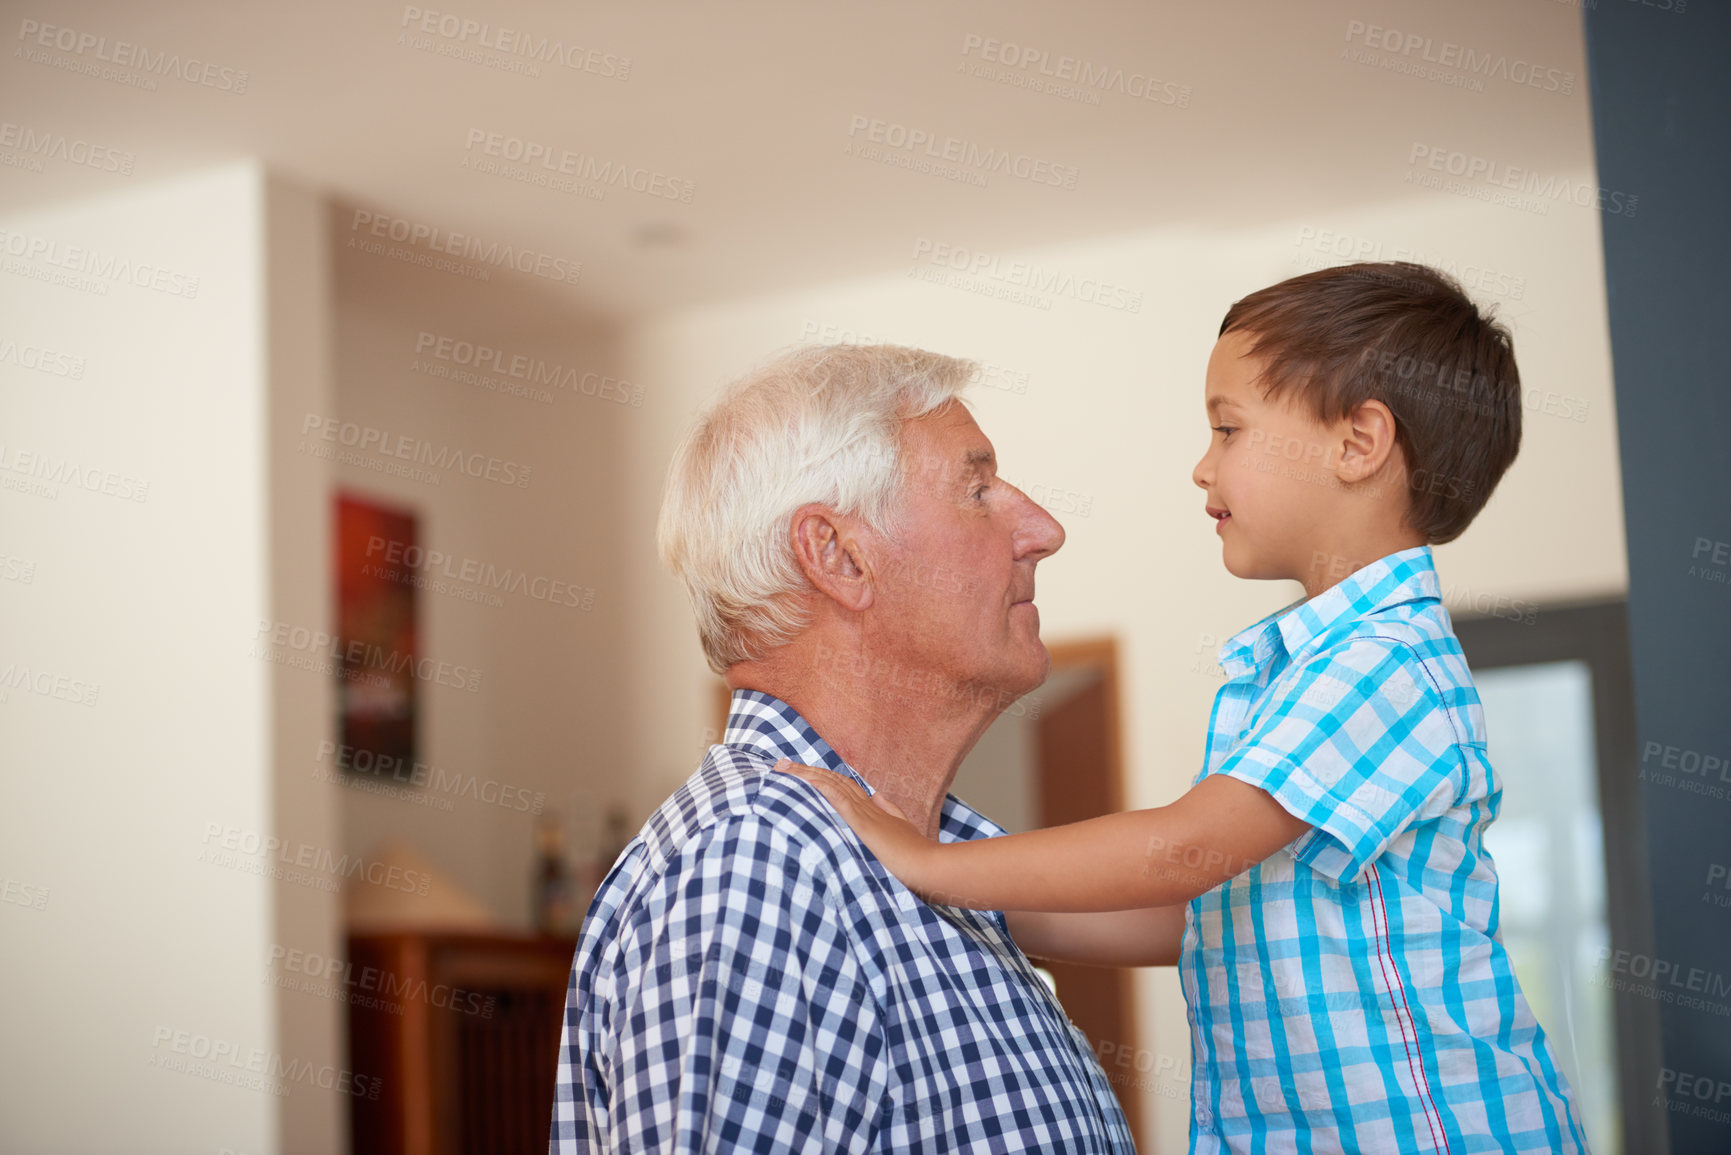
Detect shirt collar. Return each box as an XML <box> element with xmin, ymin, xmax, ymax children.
<box><xmin>1219</xmin><ymin>546</ymin><xmax>1441</xmax><ymax>676</ymax></box>
<box><xmin>722</xmin><ymin>689</ymin><xmax>1003</xmax><ymax>843</ymax></box>
<box><xmin>723</xmin><ymin>689</ymin><xmax>872</xmax><ymax>791</ymax></box>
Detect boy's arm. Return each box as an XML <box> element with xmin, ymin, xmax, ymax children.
<box><xmin>1008</xmin><ymin>906</ymin><xmax>1188</xmax><ymax>967</ymax></box>
<box><xmin>773</xmin><ymin>761</ymin><xmax>1310</xmax><ymax>912</ymax></box>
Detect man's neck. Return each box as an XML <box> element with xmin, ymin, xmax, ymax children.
<box><xmin>730</xmin><ymin>648</ymin><xmax>1007</xmax><ymax>840</ymax></box>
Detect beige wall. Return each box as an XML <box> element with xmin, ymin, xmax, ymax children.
<box><xmin>614</xmin><ymin>184</ymin><xmax>1627</xmax><ymax>1148</ymax></box>
<box><xmin>1</xmin><ymin>161</ymin><xmax>1621</xmax><ymax>1151</ymax></box>
<box><xmin>328</xmin><ymin>218</ymin><xmax>640</xmax><ymax>922</ymax></box>
<box><xmin>0</xmin><ymin>164</ymin><xmax>340</xmax><ymax>1154</ymax></box>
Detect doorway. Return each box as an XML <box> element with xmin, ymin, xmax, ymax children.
<box><xmin>1452</xmin><ymin>600</ymin><xmax>1662</xmax><ymax>1155</ymax></box>
<box><xmin>950</xmin><ymin>635</ymin><xmax>1143</xmax><ymax>1146</ymax></box>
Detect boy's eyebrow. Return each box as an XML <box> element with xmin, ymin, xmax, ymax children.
<box><xmin>1205</xmin><ymin>394</ymin><xmax>1239</xmax><ymax>415</ymax></box>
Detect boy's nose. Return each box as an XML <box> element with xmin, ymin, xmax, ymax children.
<box><xmin>1192</xmin><ymin>450</ymin><xmax>1213</xmax><ymax>491</ymax></box>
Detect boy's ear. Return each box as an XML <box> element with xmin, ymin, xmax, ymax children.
<box><xmin>789</xmin><ymin>504</ymin><xmax>876</xmax><ymax>613</ymax></box>
<box><xmin>1336</xmin><ymin>399</ymin><xmax>1402</xmax><ymax>484</ymax></box>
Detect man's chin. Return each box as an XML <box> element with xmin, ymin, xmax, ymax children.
<box><xmin>990</xmin><ymin>644</ymin><xmax>1051</xmax><ymax>703</ymax></box>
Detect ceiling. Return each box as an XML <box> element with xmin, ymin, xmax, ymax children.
<box><xmin>1</xmin><ymin>0</ymin><xmax>1598</xmax><ymax>321</ymax></box>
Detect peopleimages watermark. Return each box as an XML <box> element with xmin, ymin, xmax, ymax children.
<box><xmin>1595</xmin><ymin>947</ymin><xmax>1731</xmax><ymax>1016</ymax></box>
<box><xmin>1691</xmin><ymin>536</ymin><xmax>1730</xmax><ymax>589</ymax></box>
<box><xmin>0</xmin><ymin>119</ymin><xmax>134</xmax><ymax>175</ymax></box>
<box><xmin>463</xmin><ymin>128</ymin><xmax>696</xmax><ymax>204</ymax></box>
<box><xmin>1191</xmin><ymin>631</ymin><xmax>1229</xmax><ymax>681</ymax></box>
<box><xmin>1657</xmin><ymin>1067</ymin><xmax>1731</xmax><ymax>1127</ymax></box>
<box><xmin>845</xmin><ymin>115</ymin><xmax>1079</xmax><ymax>191</ymax></box>
<box><xmin>908</xmin><ymin>238</ymin><xmax>1143</xmax><ymax>314</ymax></box>
<box><xmin>1640</xmin><ymin>739</ymin><xmax>1731</xmax><ymax>802</ymax></box>
<box><xmin>0</xmin><ymin>226</ymin><xmax>200</xmax><ymax>298</ymax></box>
<box><xmin>1023</xmin><ymin>481</ymin><xmax>1094</xmax><ymax>518</ymax></box>
<box><xmin>0</xmin><ymin>334</ymin><xmax>86</xmax><ymax>379</ymax></box>
<box><xmin>1342</xmin><ymin>19</ymin><xmax>1576</xmax><ymax>96</ymax></box>
<box><xmin>198</xmin><ymin>822</ymin><xmax>433</xmax><ymax>897</ymax></box>
<box><xmin>0</xmin><ymin>553</ymin><xmax>37</xmax><ymax>585</ymax></box>
<box><xmin>363</xmin><ymin>532</ymin><xmax>597</xmax><ymax>611</ymax></box>
<box><xmin>1704</xmin><ymin>862</ymin><xmax>1731</xmax><ymax>910</ymax></box>
<box><xmin>398</xmin><ymin>7</ymin><xmax>630</xmax><ymax>79</ymax></box>
<box><xmin>1092</xmin><ymin>1039</ymin><xmax>1188</xmax><ymax>1101</ymax></box>
<box><xmin>1291</xmin><ymin>226</ymin><xmax>1526</xmax><ymax>302</ymax></box>
<box><xmin>812</xmin><ymin>639</ymin><xmax>1044</xmax><ymax>721</ymax></box>
<box><xmin>298</xmin><ymin>412</ymin><xmax>532</xmax><ymax>490</ymax></box>
<box><xmin>315</xmin><ymin>738</ymin><xmax>547</xmax><ymax>815</ymax></box>
<box><xmin>957</xmin><ymin>34</ymin><xmax>1192</xmax><ymax>110</ymax></box>
<box><xmin>1545</xmin><ymin>0</ymin><xmax>1688</xmax><ymax>13</ymax></box>
<box><xmin>268</xmin><ymin>943</ymin><xmax>497</xmax><ymax>1018</ymax></box>
<box><xmin>0</xmin><ymin>443</ymin><xmax>150</xmax><ymax>503</ymax></box>
<box><xmin>795</xmin><ymin>320</ymin><xmax>1030</xmax><ymax>396</ymax></box>
<box><xmin>1404</xmin><ymin>143</ymin><xmax>1638</xmax><ymax>218</ymax></box>
<box><xmin>16</xmin><ymin>18</ymin><xmax>249</xmax><ymax>94</ymax></box>
<box><xmin>252</xmin><ymin>617</ymin><xmax>484</xmax><ymax>693</ymax></box>
<box><xmin>0</xmin><ymin>660</ymin><xmax>100</xmax><ymax>707</ymax></box>
<box><xmin>148</xmin><ymin>1026</ymin><xmax>381</xmax><ymax>1100</ymax></box>
<box><xmin>412</xmin><ymin>330</ymin><xmax>642</xmax><ymax>407</ymax></box>
<box><xmin>347</xmin><ymin>210</ymin><xmax>581</xmax><ymax>285</ymax></box>
<box><xmin>1354</xmin><ymin>345</ymin><xmax>1591</xmax><ymax>424</ymax></box>
<box><xmin>1</xmin><ymin>875</ymin><xmax>50</xmax><ymax>912</ymax></box>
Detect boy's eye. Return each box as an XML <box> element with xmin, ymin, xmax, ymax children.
<box><xmin>1212</xmin><ymin>425</ymin><xmax>1237</xmax><ymax>439</ymax></box>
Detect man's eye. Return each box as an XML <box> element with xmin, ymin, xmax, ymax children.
<box><xmin>971</xmin><ymin>485</ymin><xmax>989</xmax><ymax>502</ymax></box>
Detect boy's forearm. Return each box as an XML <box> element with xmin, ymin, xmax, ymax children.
<box><xmin>911</xmin><ymin>775</ymin><xmax>1313</xmax><ymax>913</ymax></box>
<box><xmin>1010</xmin><ymin>906</ymin><xmax>1188</xmax><ymax>968</ymax></box>
<box><xmin>912</xmin><ymin>809</ymin><xmax>1195</xmax><ymax>911</ymax></box>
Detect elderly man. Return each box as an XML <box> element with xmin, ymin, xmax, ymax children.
<box><xmin>550</xmin><ymin>344</ymin><xmax>1134</xmax><ymax>1153</ymax></box>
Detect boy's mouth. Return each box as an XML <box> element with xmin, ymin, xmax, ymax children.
<box><xmin>1207</xmin><ymin>505</ymin><xmax>1231</xmax><ymax>531</ymax></box>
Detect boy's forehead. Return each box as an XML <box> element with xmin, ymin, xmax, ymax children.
<box><xmin>1205</xmin><ymin>333</ymin><xmax>1265</xmax><ymax>407</ymax></box>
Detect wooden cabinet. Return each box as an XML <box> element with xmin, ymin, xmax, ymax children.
<box><xmin>347</xmin><ymin>932</ymin><xmax>578</xmax><ymax>1155</ymax></box>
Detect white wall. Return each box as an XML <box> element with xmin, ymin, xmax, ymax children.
<box><xmin>0</xmin><ymin>164</ymin><xmax>339</xmax><ymax>1154</ymax></box>
<box><xmin>328</xmin><ymin>218</ymin><xmax>640</xmax><ymax>923</ymax></box>
<box><xmin>615</xmin><ymin>185</ymin><xmax>1627</xmax><ymax>1148</ymax></box>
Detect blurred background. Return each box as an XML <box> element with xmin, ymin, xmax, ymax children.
<box><xmin>2</xmin><ymin>1</ymin><xmax>1725</xmax><ymax>1152</ymax></box>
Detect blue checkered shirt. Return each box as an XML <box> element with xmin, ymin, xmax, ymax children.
<box><xmin>551</xmin><ymin>690</ymin><xmax>1134</xmax><ymax>1153</ymax></box>
<box><xmin>1182</xmin><ymin>547</ymin><xmax>1589</xmax><ymax>1153</ymax></box>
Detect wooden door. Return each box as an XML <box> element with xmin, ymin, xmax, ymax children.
<box><xmin>1034</xmin><ymin>639</ymin><xmax>1142</xmax><ymax>1146</ymax></box>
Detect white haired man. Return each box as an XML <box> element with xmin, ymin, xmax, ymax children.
<box><xmin>549</xmin><ymin>345</ymin><xmax>1134</xmax><ymax>1153</ymax></box>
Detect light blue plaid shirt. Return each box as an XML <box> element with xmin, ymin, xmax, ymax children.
<box><xmin>1182</xmin><ymin>547</ymin><xmax>1589</xmax><ymax>1153</ymax></box>
<box><xmin>552</xmin><ymin>691</ymin><xmax>1134</xmax><ymax>1154</ymax></box>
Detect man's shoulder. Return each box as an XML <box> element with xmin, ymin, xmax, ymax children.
<box><xmin>632</xmin><ymin>745</ymin><xmax>867</xmax><ymax>883</ymax></box>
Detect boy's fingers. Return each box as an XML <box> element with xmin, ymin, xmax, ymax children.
<box><xmin>771</xmin><ymin>759</ymin><xmax>885</xmax><ymax>814</ymax></box>
<box><xmin>772</xmin><ymin>759</ymin><xmax>856</xmax><ymax>800</ymax></box>
<box><xmin>871</xmin><ymin>792</ymin><xmax>909</xmax><ymax>820</ymax></box>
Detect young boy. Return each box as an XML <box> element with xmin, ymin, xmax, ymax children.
<box><xmin>778</xmin><ymin>262</ymin><xmax>1590</xmax><ymax>1153</ymax></box>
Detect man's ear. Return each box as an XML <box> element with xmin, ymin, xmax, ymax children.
<box><xmin>789</xmin><ymin>504</ymin><xmax>875</xmax><ymax>613</ymax></box>
<box><xmin>1336</xmin><ymin>399</ymin><xmax>1402</xmax><ymax>484</ymax></box>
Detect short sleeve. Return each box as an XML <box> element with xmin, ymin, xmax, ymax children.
<box><xmin>600</xmin><ymin>815</ymin><xmax>889</xmax><ymax>1154</ymax></box>
<box><xmin>1212</xmin><ymin>638</ymin><xmax>1463</xmax><ymax>884</ymax></box>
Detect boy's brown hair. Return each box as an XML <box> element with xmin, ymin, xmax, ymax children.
<box><xmin>1219</xmin><ymin>261</ymin><xmax>1520</xmax><ymax>544</ymax></box>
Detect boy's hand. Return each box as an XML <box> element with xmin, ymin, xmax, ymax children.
<box><xmin>772</xmin><ymin>760</ymin><xmax>943</xmax><ymax>896</ymax></box>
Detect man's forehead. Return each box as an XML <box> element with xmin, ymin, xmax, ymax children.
<box><xmin>903</xmin><ymin>405</ymin><xmax>995</xmax><ymax>470</ymax></box>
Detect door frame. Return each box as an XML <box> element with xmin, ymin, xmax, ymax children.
<box><xmin>1451</xmin><ymin>598</ymin><xmax>1663</xmax><ymax>1153</ymax></box>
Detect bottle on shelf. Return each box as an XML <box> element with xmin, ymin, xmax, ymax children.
<box><xmin>531</xmin><ymin>813</ymin><xmax>575</xmax><ymax>935</ymax></box>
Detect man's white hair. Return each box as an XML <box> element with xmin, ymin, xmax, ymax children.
<box><xmin>657</xmin><ymin>343</ymin><xmax>976</xmax><ymax>674</ymax></box>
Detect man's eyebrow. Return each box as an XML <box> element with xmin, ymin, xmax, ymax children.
<box><xmin>963</xmin><ymin>449</ymin><xmax>995</xmax><ymax>468</ymax></box>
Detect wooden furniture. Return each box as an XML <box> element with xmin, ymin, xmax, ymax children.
<box><xmin>347</xmin><ymin>932</ymin><xmax>578</xmax><ymax>1155</ymax></box>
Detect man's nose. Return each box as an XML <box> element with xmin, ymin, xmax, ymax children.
<box><xmin>1016</xmin><ymin>489</ymin><xmax>1066</xmax><ymax>560</ymax></box>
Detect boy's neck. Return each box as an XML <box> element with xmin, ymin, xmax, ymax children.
<box><xmin>1294</xmin><ymin>528</ymin><xmax>1429</xmax><ymax>600</ymax></box>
